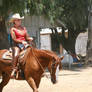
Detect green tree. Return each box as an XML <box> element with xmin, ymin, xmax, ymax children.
<box><xmin>58</xmin><ymin>0</ymin><xmax>89</xmax><ymax>53</ymax></box>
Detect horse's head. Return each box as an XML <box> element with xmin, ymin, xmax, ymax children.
<box><xmin>26</xmin><ymin>48</ymin><xmax>64</xmax><ymax>84</ymax></box>
<box><xmin>49</xmin><ymin>56</ymin><xmax>64</xmax><ymax>84</ymax></box>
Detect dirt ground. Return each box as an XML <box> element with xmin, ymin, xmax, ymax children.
<box><xmin>2</xmin><ymin>66</ymin><xmax>92</xmax><ymax>92</ymax></box>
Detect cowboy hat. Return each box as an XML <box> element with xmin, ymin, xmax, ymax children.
<box><xmin>9</xmin><ymin>13</ymin><xmax>24</xmax><ymax>22</ymax></box>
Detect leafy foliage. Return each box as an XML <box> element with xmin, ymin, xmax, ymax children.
<box><xmin>0</xmin><ymin>0</ymin><xmax>91</xmax><ymax>31</ymax></box>
<box><xmin>59</xmin><ymin>0</ymin><xmax>90</xmax><ymax>31</ymax></box>
<box><xmin>0</xmin><ymin>0</ymin><xmax>26</xmax><ymax>18</ymax></box>
<box><xmin>26</xmin><ymin>0</ymin><xmax>91</xmax><ymax>31</ymax></box>
<box><xmin>26</xmin><ymin>0</ymin><xmax>63</xmax><ymax>24</ymax></box>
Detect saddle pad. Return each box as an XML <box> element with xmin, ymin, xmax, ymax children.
<box><xmin>2</xmin><ymin>51</ymin><xmax>12</xmax><ymax>60</ymax></box>
<box><xmin>2</xmin><ymin>50</ymin><xmax>27</xmax><ymax>60</ymax></box>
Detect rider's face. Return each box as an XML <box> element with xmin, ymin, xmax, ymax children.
<box><xmin>14</xmin><ymin>19</ymin><xmax>21</xmax><ymax>26</ymax></box>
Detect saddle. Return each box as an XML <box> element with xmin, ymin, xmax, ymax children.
<box><xmin>2</xmin><ymin>48</ymin><xmax>27</xmax><ymax>60</ymax></box>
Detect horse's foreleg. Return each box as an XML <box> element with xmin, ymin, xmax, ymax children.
<box><xmin>35</xmin><ymin>77</ymin><xmax>41</xmax><ymax>88</ymax></box>
<box><xmin>0</xmin><ymin>72</ymin><xmax>10</xmax><ymax>92</ymax></box>
<box><xmin>25</xmin><ymin>76</ymin><xmax>38</xmax><ymax>92</ymax></box>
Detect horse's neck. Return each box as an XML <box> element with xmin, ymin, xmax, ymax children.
<box><xmin>32</xmin><ymin>48</ymin><xmax>53</xmax><ymax>67</ymax></box>
<box><xmin>24</xmin><ymin>48</ymin><xmax>53</xmax><ymax>70</ymax></box>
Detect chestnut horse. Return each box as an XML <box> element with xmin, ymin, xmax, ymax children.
<box><xmin>0</xmin><ymin>47</ymin><xmax>63</xmax><ymax>92</ymax></box>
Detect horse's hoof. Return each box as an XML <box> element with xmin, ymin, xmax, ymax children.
<box><xmin>33</xmin><ymin>89</ymin><xmax>38</xmax><ymax>92</ymax></box>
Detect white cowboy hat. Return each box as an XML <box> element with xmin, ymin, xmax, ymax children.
<box><xmin>9</xmin><ymin>13</ymin><xmax>24</xmax><ymax>22</ymax></box>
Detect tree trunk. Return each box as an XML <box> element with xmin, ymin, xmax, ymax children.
<box><xmin>55</xmin><ymin>20</ymin><xmax>80</xmax><ymax>54</ymax></box>
<box><xmin>86</xmin><ymin>6</ymin><xmax>92</xmax><ymax>63</ymax></box>
<box><xmin>0</xmin><ymin>17</ymin><xmax>9</xmax><ymax>49</ymax></box>
<box><xmin>60</xmin><ymin>28</ymin><xmax>78</xmax><ymax>54</ymax></box>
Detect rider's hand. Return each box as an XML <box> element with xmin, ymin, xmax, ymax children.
<box><xmin>29</xmin><ymin>37</ymin><xmax>33</xmax><ymax>41</ymax></box>
<box><xmin>22</xmin><ymin>41</ymin><xmax>27</xmax><ymax>46</ymax></box>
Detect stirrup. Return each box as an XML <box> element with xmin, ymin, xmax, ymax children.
<box><xmin>11</xmin><ymin>69</ymin><xmax>16</xmax><ymax>78</ymax></box>
<box><xmin>16</xmin><ymin>71</ymin><xmax>19</xmax><ymax>79</ymax></box>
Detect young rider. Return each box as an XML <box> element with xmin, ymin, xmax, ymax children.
<box><xmin>9</xmin><ymin>13</ymin><xmax>33</xmax><ymax>78</ymax></box>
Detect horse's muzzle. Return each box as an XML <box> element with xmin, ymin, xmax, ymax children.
<box><xmin>51</xmin><ymin>78</ymin><xmax>57</xmax><ymax>84</ymax></box>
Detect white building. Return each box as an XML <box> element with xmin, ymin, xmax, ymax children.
<box><xmin>40</xmin><ymin>28</ymin><xmax>63</xmax><ymax>54</ymax></box>
<box><xmin>75</xmin><ymin>31</ymin><xmax>88</xmax><ymax>56</ymax></box>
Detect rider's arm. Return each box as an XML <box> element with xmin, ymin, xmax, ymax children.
<box><xmin>25</xmin><ymin>33</ymin><xmax>33</xmax><ymax>42</ymax></box>
<box><xmin>24</xmin><ymin>27</ymin><xmax>33</xmax><ymax>42</ymax></box>
<box><xmin>10</xmin><ymin>28</ymin><xmax>22</xmax><ymax>44</ymax></box>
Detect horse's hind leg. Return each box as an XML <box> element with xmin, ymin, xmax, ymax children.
<box><xmin>0</xmin><ymin>72</ymin><xmax>10</xmax><ymax>92</ymax></box>
<box><xmin>25</xmin><ymin>76</ymin><xmax>38</xmax><ymax>92</ymax></box>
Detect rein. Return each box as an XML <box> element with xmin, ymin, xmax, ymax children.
<box><xmin>31</xmin><ymin>48</ymin><xmax>49</xmax><ymax>78</ymax></box>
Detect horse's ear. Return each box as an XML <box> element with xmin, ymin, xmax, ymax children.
<box><xmin>60</xmin><ymin>56</ymin><xmax>64</xmax><ymax>61</ymax></box>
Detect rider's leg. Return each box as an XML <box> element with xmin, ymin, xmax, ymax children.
<box><xmin>11</xmin><ymin>47</ymin><xmax>20</xmax><ymax>78</ymax></box>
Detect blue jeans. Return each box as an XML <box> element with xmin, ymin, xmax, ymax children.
<box><xmin>17</xmin><ymin>44</ymin><xmax>25</xmax><ymax>50</ymax></box>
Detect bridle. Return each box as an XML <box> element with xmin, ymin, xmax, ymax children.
<box><xmin>51</xmin><ymin>60</ymin><xmax>57</xmax><ymax>75</ymax></box>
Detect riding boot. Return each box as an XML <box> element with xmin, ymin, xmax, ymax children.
<box><xmin>11</xmin><ymin>56</ymin><xmax>18</xmax><ymax>79</ymax></box>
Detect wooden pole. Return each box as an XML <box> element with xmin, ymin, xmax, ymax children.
<box><xmin>86</xmin><ymin>6</ymin><xmax>92</xmax><ymax>64</ymax></box>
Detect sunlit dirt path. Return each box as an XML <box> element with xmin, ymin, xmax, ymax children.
<box><xmin>2</xmin><ymin>67</ymin><xmax>92</xmax><ymax>92</ymax></box>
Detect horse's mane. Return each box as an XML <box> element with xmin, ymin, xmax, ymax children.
<box><xmin>24</xmin><ymin>47</ymin><xmax>57</xmax><ymax>61</ymax></box>
<box><xmin>42</xmin><ymin>50</ymin><xmax>56</xmax><ymax>55</ymax></box>
<box><xmin>42</xmin><ymin>50</ymin><xmax>60</xmax><ymax>60</ymax></box>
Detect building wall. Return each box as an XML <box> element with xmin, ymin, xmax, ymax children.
<box><xmin>75</xmin><ymin>31</ymin><xmax>88</xmax><ymax>56</ymax></box>
<box><xmin>40</xmin><ymin>34</ymin><xmax>51</xmax><ymax>50</ymax></box>
<box><xmin>40</xmin><ymin>28</ymin><xmax>62</xmax><ymax>53</ymax></box>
